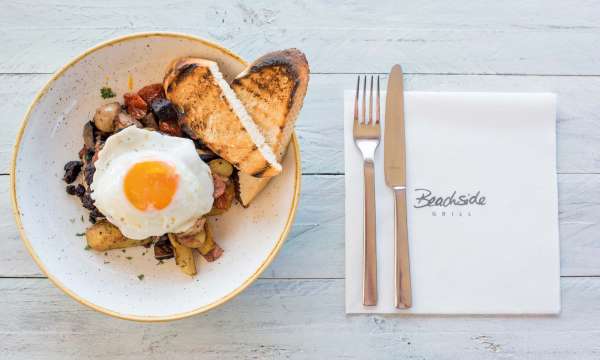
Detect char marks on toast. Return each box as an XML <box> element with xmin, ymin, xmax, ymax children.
<box><xmin>163</xmin><ymin>58</ymin><xmax>281</xmax><ymax>178</ymax></box>
<box><xmin>232</xmin><ymin>48</ymin><xmax>309</xmax><ymax>161</ymax></box>
<box><xmin>233</xmin><ymin>49</ymin><xmax>309</xmax><ymax>206</ymax></box>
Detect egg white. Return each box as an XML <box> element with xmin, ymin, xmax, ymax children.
<box><xmin>91</xmin><ymin>126</ymin><xmax>214</xmax><ymax>239</ymax></box>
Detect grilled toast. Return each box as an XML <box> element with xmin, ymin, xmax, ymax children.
<box><xmin>233</xmin><ymin>49</ymin><xmax>309</xmax><ymax>206</ymax></box>
<box><xmin>163</xmin><ymin>58</ymin><xmax>281</xmax><ymax>177</ymax></box>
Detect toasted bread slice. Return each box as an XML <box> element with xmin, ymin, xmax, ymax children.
<box><xmin>233</xmin><ymin>49</ymin><xmax>309</xmax><ymax>206</ymax></box>
<box><xmin>163</xmin><ymin>58</ymin><xmax>281</xmax><ymax>177</ymax></box>
<box><xmin>232</xmin><ymin>49</ymin><xmax>309</xmax><ymax>160</ymax></box>
<box><xmin>236</xmin><ymin>171</ymin><xmax>271</xmax><ymax>208</ymax></box>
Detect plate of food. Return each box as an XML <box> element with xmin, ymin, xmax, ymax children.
<box><xmin>11</xmin><ymin>32</ymin><xmax>309</xmax><ymax>321</ymax></box>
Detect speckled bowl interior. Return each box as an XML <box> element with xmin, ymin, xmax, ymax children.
<box><xmin>11</xmin><ymin>33</ymin><xmax>300</xmax><ymax>321</ymax></box>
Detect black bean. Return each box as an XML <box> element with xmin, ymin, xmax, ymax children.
<box><xmin>66</xmin><ymin>185</ymin><xmax>77</xmax><ymax>195</ymax></box>
<box><xmin>74</xmin><ymin>184</ymin><xmax>86</xmax><ymax>197</ymax></box>
<box><xmin>80</xmin><ymin>193</ymin><xmax>95</xmax><ymax>210</ymax></box>
<box><xmin>63</xmin><ymin>161</ymin><xmax>83</xmax><ymax>184</ymax></box>
<box><xmin>89</xmin><ymin>208</ymin><xmax>104</xmax><ymax>224</ymax></box>
<box><xmin>90</xmin><ymin>208</ymin><xmax>104</xmax><ymax>218</ymax></box>
<box><xmin>84</xmin><ymin>163</ymin><xmax>96</xmax><ymax>186</ymax></box>
<box><xmin>151</xmin><ymin>98</ymin><xmax>178</xmax><ymax>122</ymax></box>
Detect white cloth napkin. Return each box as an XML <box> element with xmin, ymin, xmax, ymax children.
<box><xmin>345</xmin><ymin>91</ymin><xmax>560</xmax><ymax>314</ymax></box>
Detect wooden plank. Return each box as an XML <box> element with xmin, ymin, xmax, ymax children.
<box><xmin>0</xmin><ymin>26</ymin><xmax>598</xmax><ymax>75</ymax></box>
<box><xmin>3</xmin><ymin>173</ymin><xmax>600</xmax><ymax>278</ymax></box>
<box><xmin>0</xmin><ymin>74</ymin><xmax>51</xmax><ymax>174</ymax></box>
<box><xmin>558</xmin><ymin>174</ymin><xmax>600</xmax><ymax>277</ymax></box>
<box><xmin>0</xmin><ymin>175</ymin><xmax>30</xmax><ymax>276</ymax></box>
<box><xmin>3</xmin><ymin>0</ymin><xmax>598</xmax><ymax>31</ymax></box>
<box><xmin>3</xmin><ymin>74</ymin><xmax>600</xmax><ymax>175</ymax></box>
<box><xmin>0</xmin><ymin>277</ymin><xmax>599</xmax><ymax>359</ymax></box>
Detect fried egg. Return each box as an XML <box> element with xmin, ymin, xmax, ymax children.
<box><xmin>91</xmin><ymin>126</ymin><xmax>214</xmax><ymax>239</ymax></box>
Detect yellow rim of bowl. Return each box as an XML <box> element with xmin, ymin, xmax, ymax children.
<box><xmin>9</xmin><ymin>32</ymin><xmax>302</xmax><ymax>322</ymax></box>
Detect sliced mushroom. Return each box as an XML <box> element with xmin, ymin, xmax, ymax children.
<box><xmin>82</xmin><ymin>121</ymin><xmax>96</xmax><ymax>149</ymax></box>
<box><xmin>154</xmin><ymin>235</ymin><xmax>174</xmax><ymax>260</ymax></box>
<box><xmin>92</xmin><ymin>102</ymin><xmax>121</xmax><ymax>133</ymax></box>
<box><xmin>114</xmin><ymin>112</ymin><xmax>143</xmax><ymax>131</ymax></box>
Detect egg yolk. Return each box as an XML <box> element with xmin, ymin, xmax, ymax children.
<box><xmin>124</xmin><ymin>161</ymin><xmax>179</xmax><ymax>211</ymax></box>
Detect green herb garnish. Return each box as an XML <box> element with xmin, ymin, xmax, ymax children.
<box><xmin>84</xmin><ymin>245</ymin><xmax>91</xmax><ymax>250</ymax></box>
<box><xmin>137</xmin><ymin>274</ymin><xmax>145</xmax><ymax>281</ymax></box>
<box><xmin>126</xmin><ymin>256</ymin><xmax>132</xmax><ymax>260</ymax></box>
<box><xmin>76</xmin><ymin>232</ymin><xmax>85</xmax><ymax>237</ymax></box>
<box><xmin>100</xmin><ymin>87</ymin><xmax>116</xmax><ymax>99</ymax></box>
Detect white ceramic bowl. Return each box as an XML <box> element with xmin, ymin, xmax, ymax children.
<box><xmin>11</xmin><ymin>33</ymin><xmax>300</xmax><ymax>321</ymax></box>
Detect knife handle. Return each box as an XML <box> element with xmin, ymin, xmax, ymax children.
<box><xmin>394</xmin><ymin>189</ymin><xmax>412</xmax><ymax>308</ymax></box>
<box><xmin>363</xmin><ymin>160</ymin><xmax>377</xmax><ymax>306</ymax></box>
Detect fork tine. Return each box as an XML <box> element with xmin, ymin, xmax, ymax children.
<box><xmin>354</xmin><ymin>76</ymin><xmax>360</xmax><ymax>127</ymax></box>
<box><xmin>376</xmin><ymin>76</ymin><xmax>380</xmax><ymax>124</ymax></box>
<box><xmin>362</xmin><ymin>75</ymin><xmax>366</xmax><ymax>124</ymax></box>
<box><xmin>368</xmin><ymin>75</ymin><xmax>373</xmax><ymax>125</ymax></box>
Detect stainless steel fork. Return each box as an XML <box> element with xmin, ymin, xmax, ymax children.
<box><xmin>353</xmin><ymin>75</ymin><xmax>381</xmax><ymax>306</ymax></box>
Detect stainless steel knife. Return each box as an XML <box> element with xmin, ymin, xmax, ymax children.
<box><xmin>384</xmin><ymin>64</ymin><xmax>412</xmax><ymax>309</ymax></box>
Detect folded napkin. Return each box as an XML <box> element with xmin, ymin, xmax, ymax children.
<box><xmin>345</xmin><ymin>91</ymin><xmax>560</xmax><ymax>314</ymax></box>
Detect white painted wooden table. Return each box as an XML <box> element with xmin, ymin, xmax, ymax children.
<box><xmin>2</xmin><ymin>1</ymin><xmax>600</xmax><ymax>358</ymax></box>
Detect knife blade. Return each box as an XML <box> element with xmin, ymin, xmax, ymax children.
<box><xmin>384</xmin><ymin>65</ymin><xmax>406</xmax><ymax>188</ymax></box>
<box><xmin>384</xmin><ymin>64</ymin><xmax>412</xmax><ymax>309</ymax></box>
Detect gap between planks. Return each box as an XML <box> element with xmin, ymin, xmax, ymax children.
<box><xmin>0</xmin><ymin>275</ymin><xmax>598</xmax><ymax>280</ymax></box>
<box><xmin>3</xmin><ymin>173</ymin><xmax>600</xmax><ymax>177</ymax></box>
<box><xmin>3</xmin><ymin>72</ymin><xmax>600</xmax><ymax>77</ymax></box>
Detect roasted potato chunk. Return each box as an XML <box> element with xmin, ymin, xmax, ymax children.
<box><xmin>197</xmin><ymin>222</ymin><xmax>216</xmax><ymax>256</ymax></box>
<box><xmin>85</xmin><ymin>221</ymin><xmax>152</xmax><ymax>251</ymax></box>
<box><xmin>168</xmin><ymin>234</ymin><xmax>197</xmax><ymax>276</ymax></box>
<box><xmin>199</xmin><ymin>222</ymin><xmax>223</xmax><ymax>262</ymax></box>
<box><xmin>208</xmin><ymin>159</ymin><xmax>234</xmax><ymax>177</ymax></box>
<box><xmin>178</xmin><ymin>230</ymin><xmax>206</xmax><ymax>248</ymax></box>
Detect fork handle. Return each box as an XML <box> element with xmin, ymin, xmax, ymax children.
<box><xmin>394</xmin><ymin>189</ymin><xmax>412</xmax><ymax>308</ymax></box>
<box><xmin>363</xmin><ymin>160</ymin><xmax>377</xmax><ymax>306</ymax></box>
